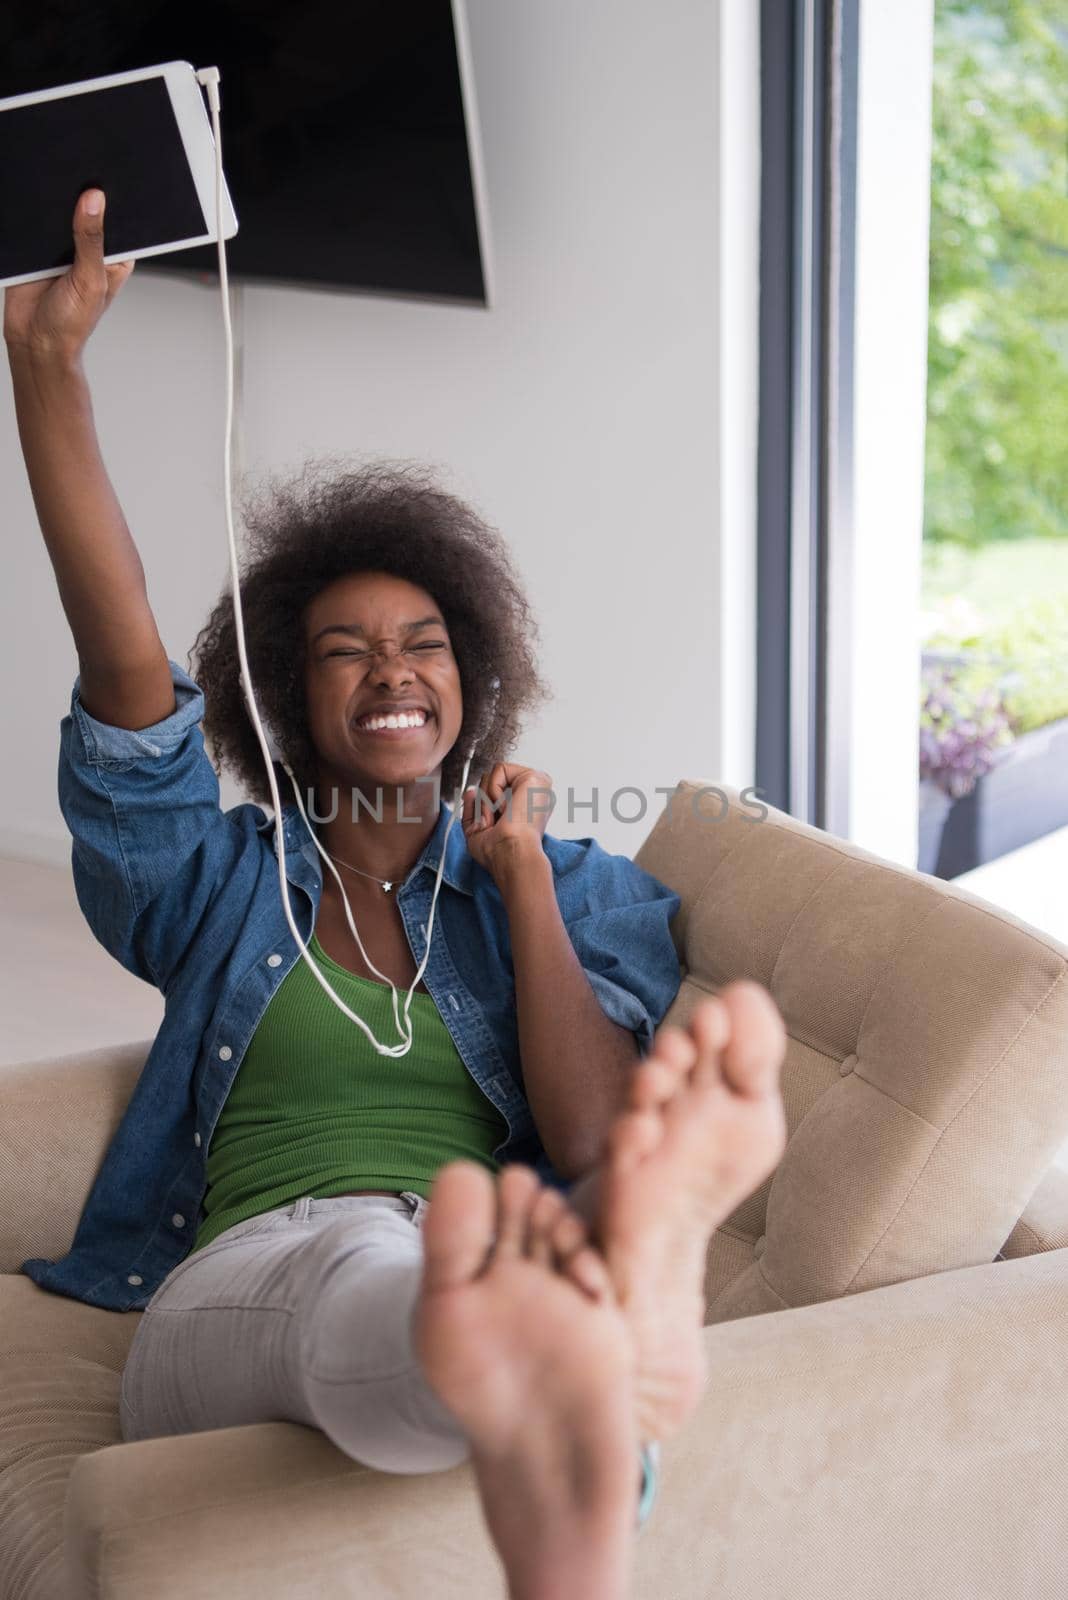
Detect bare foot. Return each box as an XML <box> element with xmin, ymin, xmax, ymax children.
<box><xmin>573</xmin><ymin>980</ymin><xmax>788</xmax><ymax>1442</ymax></box>
<box><xmin>414</xmin><ymin>1161</ymin><xmax>640</xmax><ymax>1600</ymax></box>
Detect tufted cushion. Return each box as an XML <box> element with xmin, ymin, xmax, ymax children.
<box><xmin>1000</xmin><ymin>1162</ymin><xmax>1068</xmax><ymax>1260</ymax></box>
<box><xmin>635</xmin><ymin>782</ymin><xmax>1068</xmax><ymax>1323</ymax></box>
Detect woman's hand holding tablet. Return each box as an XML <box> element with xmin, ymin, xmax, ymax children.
<box><xmin>4</xmin><ymin>191</ymin><xmax>134</xmax><ymax>364</ymax></box>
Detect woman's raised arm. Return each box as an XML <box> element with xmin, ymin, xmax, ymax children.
<box><xmin>5</xmin><ymin>188</ymin><xmax>176</xmax><ymax>730</ymax></box>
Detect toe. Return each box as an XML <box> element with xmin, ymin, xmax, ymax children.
<box><xmin>549</xmin><ymin>1206</ymin><xmax>591</xmax><ymax>1262</ymax></box>
<box><xmin>561</xmin><ymin>1242</ymin><xmax>613</xmax><ymax>1302</ymax></box>
<box><xmin>689</xmin><ymin>997</ymin><xmax>731</xmax><ymax>1092</ymax></box>
<box><xmin>720</xmin><ymin>982</ymin><xmax>787</xmax><ymax>1099</ymax></box>
<box><xmin>528</xmin><ymin>1186</ymin><xmax>566</xmax><ymax>1267</ymax></box>
<box><xmin>650</xmin><ymin>1023</ymin><xmax>700</xmax><ymax>1079</ymax></box>
<box><xmin>493</xmin><ymin>1164</ymin><xmax>542</xmax><ymax>1260</ymax></box>
<box><xmin>629</xmin><ymin>1058</ymin><xmax>683</xmax><ymax>1112</ymax></box>
<box><xmin>530</xmin><ymin>1185</ymin><xmax>567</xmax><ymax>1229</ymax></box>
<box><xmin>528</xmin><ymin>1230</ymin><xmax>554</xmax><ymax>1268</ymax></box>
<box><xmin>607</xmin><ymin>1107</ymin><xmax>664</xmax><ymax>1174</ymax></box>
<box><xmin>422</xmin><ymin>1161</ymin><xmax>497</xmax><ymax>1293</ymax></box>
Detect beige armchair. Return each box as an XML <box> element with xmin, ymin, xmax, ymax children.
<box><xmin>3</xmin><ymin>782</ymin><xmax>1068</xmax><ymax>1599</ymax></box>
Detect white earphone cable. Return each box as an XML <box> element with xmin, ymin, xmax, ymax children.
<box><xmin>199</xmin><ymin>67</ymin><xmax>471</xmax><ymax>1059</ymax></box>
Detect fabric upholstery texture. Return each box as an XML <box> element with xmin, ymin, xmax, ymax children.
<box><xmin>3</xmin><ymin>781</ymin><xmax>1068</xmax><ymax>1599</ymax></box>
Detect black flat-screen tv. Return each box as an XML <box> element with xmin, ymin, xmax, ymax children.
<box><xmin>0</xmin><ymin>0</ymin><xmax>491</xmax><ymax>304</ymax></box>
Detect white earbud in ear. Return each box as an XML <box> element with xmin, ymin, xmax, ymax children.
<box><xmin>465</xmin><ymin>674</ymin><xmax>501</xmax><ymax>761</ymax></box>
<box><xmin>262</xmin><ymin>720</ymin><xmax>285</xmax><ymax>766</ymax></box>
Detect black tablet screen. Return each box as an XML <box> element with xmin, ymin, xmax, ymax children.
<box><xmin>0</xmin><ymin>76</ymin><xmax>208</xmax><ymax>278</ymax></box>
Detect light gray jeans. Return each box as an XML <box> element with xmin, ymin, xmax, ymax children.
<box><xmin>119</xmin><ymin>1190</ymin><xmax>659</xmax><ymax>1524</ymax></box>
<box><xmin>119</xmin><ymin>1192</ymin><xmax>469</xmax><ymax>1472</ymax></box>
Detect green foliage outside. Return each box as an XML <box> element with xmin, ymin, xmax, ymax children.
<box><xmin>923</xmin><ymin>540</ymin><xmax>1068</xmax><ymax>732</ymax></box>
<box><xmin>926</xmin><ymin>0</ymin><xmax>1068</xmax><ymax>549</ymax></box>
<box><xmin>922</xmin><ymin>0</ymin><xmax>1068</xmax><ymax>769</ymax></box>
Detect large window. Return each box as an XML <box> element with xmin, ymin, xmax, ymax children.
<box><xmin>757</xmin><ymin>0</ymin><xmax>1068</xmax><ymax>935</ymax></box>
<box><xmin>919</xmin><ymin>1</ymin><xmax>1068</xmax><ymax>884</ymax></box>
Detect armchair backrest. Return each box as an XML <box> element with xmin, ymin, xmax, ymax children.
<box><xmin>634</xmin><ymin>782</ymin><xmax>1068</xmax><ymax>1323</ymax></box>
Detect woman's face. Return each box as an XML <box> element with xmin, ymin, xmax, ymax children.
<box><xmin>302</xmin><ymin>570</ymin><xmax>464</xmax><ymax>801</ymax></box>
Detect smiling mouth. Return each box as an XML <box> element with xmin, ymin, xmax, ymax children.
<box><xmin>352</xmin><ymin>710</ymin><xmax>433</xmax><ymax>735</ymax></box>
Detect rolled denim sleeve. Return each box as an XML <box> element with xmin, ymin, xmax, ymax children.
<box><xmin>546</xmin><ymin>836</ymin><xmax>682</xmax><ymax>1055</ymax></box>
<box><xmin>58</xmin><ymin>659</ymin><xmax>237</xmax><ymax>992</ymax></box>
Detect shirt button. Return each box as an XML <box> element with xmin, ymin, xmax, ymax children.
<box><xmin>194</xmin><ymin>1131</ymin><xmax>202</xmax><ymax>1148</ymax></box>
<box><xmin>267</xmin><ymin>953</ymin><xmax>282</xmax><ymax>967</ymax></box>
<box><xmin>171</xmin><ymin>1213</ymin><xmax>186</xmax><ymax>1229</ymax></box>
<box><xmin>127</xmin><ymin>1273</ymin><xmax>143</xmax><ymax>1286</ymax></box>
<box><xmin>218</xmin><ymin>1045</ymin><xmax>232</xmax><ymax>1060</ymax></box>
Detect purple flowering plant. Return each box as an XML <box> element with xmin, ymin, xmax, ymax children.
<box><xmin>920</xmin><ymin>657</ymin><xmax>1017</xmax><ymax>800</ymax></box>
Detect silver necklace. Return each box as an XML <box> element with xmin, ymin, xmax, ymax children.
<box><xmin>327</xmin><ymin>851</ymin><xmax>397</xmax><ymax>893</ymax></box>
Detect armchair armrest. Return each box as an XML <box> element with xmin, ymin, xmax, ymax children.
<box><xmin>0</xmin><ymin>1041</ymin><xmax>150</xmax><ymax>1273</ymax></box>
<box><xmin>65</xmin><ymin>1422</ymin><xmax>501</xmax><ymax>1599</ymax></box>
<box><xmin>64</xmin><ymin>1249</ymin><xmax>1068</xmax><ymax>1599</ymax></box>
<box><xmin>653</xmin><ymin>1247</ymin><xmax>1068</xmax><ymax>1598</ymax></box>
<box><xmin>637</xmin><ymin>782</ymin><xmax>1068</xmax><ymax>1319</ymax></box>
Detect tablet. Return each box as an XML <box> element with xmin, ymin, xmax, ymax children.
<box><xmin>0</xmin><ymin>60</ymin><xmax>238</xmax><ymax>288</ymax></box>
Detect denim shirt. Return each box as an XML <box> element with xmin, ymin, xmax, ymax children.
<box><xmin>21</xmin><ymin>661</ymin><xmax>682</xmax><ymax>1312</ymax></box>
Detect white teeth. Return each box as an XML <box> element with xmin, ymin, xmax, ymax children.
<box><xmin>358</xmin><ymin>710</ymin><xmax>428</xmax><ymax>732</ymax></box>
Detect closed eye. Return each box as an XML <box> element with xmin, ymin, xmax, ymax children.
<box><xmin>325</xmin><ymin>640</ymin><xmax>448</xmax><ymax>658</ymax></box>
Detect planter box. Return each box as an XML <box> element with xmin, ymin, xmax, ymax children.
<box><xmin>925</xmin><ymin>714</ymin><xmax>1068</xmax><ymax>879</ymax></box>
<box><xmin>917</xmin><ymin>782</ymin><xmax>953</xmax><ymax>876</ymax></box>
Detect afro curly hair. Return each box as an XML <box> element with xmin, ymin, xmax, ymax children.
<box><xmin>188</xmin><ymin>458</ymin><xmax>550</xmax><ymax>807</ymax></box>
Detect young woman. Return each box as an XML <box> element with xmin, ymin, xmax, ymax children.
<box><xmin>6</xmin><ymin>190</ymin><xmax>788</xmax><ymax>1600</ymax></box>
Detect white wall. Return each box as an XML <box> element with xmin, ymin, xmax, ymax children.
<box><xmin>0</xmin><ymin>0</ymin><xmax>761</xmax><ymax>865</ymax></box>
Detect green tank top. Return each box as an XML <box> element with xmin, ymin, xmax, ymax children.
<box><xmin>189</xmin><ymin>933</ymin><xmax>509</xmax><ymax>1254</ymax></box>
